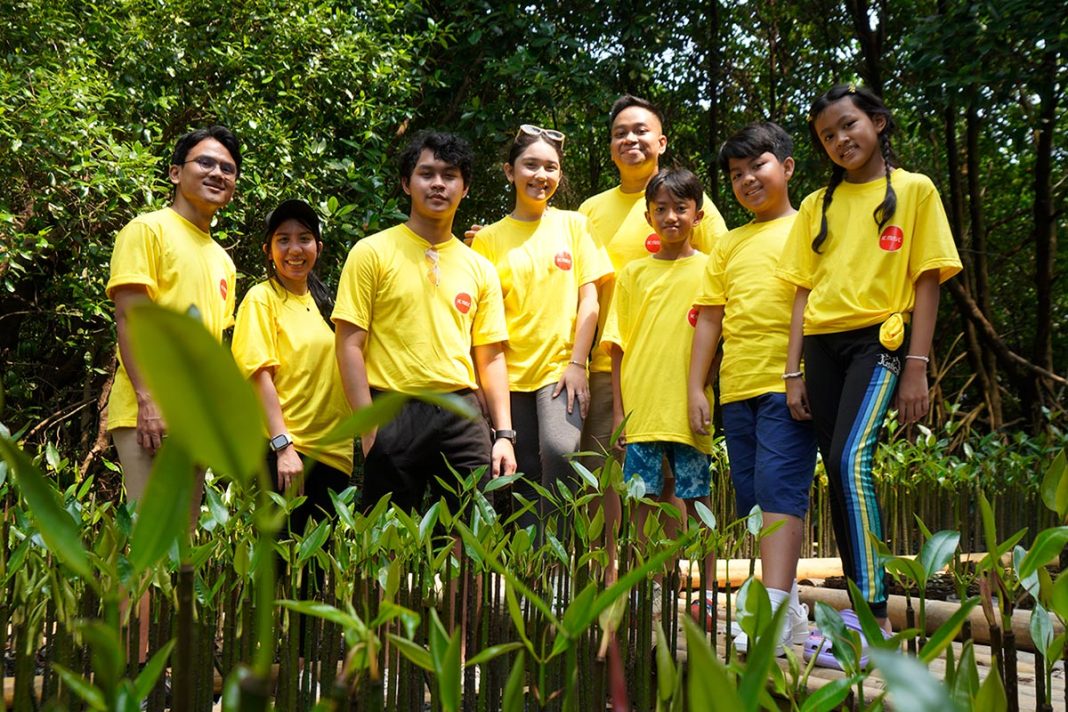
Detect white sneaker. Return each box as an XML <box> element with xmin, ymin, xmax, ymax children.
<box><xmin>732</xmin><ymin>602</ymin><xmax>809</xmax><ymax>656</ymax></box>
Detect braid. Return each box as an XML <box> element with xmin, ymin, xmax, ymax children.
<box><xmin>812</xmin><ymin>165</ymin><xmax>845</xmax><ymax>253</ymax></box>
<box><xmin>307</xmin><ymin>272</ymin><xmax>336</xmax><ymax>331</ymax></box>
<box><xmin>873</xmin><ymin>132</ymin><xmax>898</xmax><ymax>230</ymax></box>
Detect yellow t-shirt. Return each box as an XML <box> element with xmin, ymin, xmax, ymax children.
<box><xmin>601</xmin><ymin>253</ymin><xmax>712</xmax><ymax>452</ymax></box>
<box><xmin>776</xmin><ymin>169</ymin><xmax>962</xmax><ymax>335</ymax></box>
<box><xmin>106</xmin><ymin>207</ymin><xmax>236</xmax><ymax>430</ymax></box>
<box><xmin>331</xmin><ymin>224</ymin><xmax>508</xmax><ymax>392</ymax></box>
<box><xmin>695</xmin><ymin>216</ymin><xmax>796</xmax><ymax>404</ymax></box>
<box><xmin>580</xmin><ymin>185</ymin><xmax>729</xmax><ymax>373</ymax></box>
<box><xmin>231</xmin><ymin>281</ymin><xmax>354</xmax><ymax>474</ymax></box>
<box><xmin>471</xmin><ymin>209</ymin><xmax>612</xmax><ymax>391</ymax></box>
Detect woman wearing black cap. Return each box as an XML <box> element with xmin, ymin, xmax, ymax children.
<box><xmin>231</xmin><ymin>199</ymin><xmax>353</xmax><ymax>536</ymax></box>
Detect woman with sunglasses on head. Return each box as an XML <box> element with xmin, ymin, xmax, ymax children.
<box><xmin>231</xmin><ymin>200</ymin><xmax>353</xmax><ymax>537</ymax></box>
<box><xmin>471</xmin><ymin>126</ymin><xmax>613</xmax><ymax>530</ymax></box>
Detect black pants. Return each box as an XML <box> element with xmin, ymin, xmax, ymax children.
<box><xmin>803</xmin><ymin>325</ymin><xmax>900</xmax><ymax>619</ymax></box>
<box><xmin>361</xmin><ymin>390</ymin><xmax>491</xmax><ymax>513</ymax></box>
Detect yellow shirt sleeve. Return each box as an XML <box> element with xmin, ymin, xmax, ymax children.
<box><xmin>600</xmin><ymin>266</ymin><xmax>629</xmax><ymax>352</ymax></box>
<box><xmin>695</xmin><ymin>235</ymin><xmax>729</xmax><ymax>306</ymax></box>
<box><xmin>231</xmin><ymin>284</ymin><xmax>281</xmax><ymax>378</ymax></box>
<box><xmin>907</xmin><ymin>180</ymin><xmax>963</xmax><ymax>284</ymax></box>
<box><xmin>775</xmin><ymin>192</ymin><xmax>821</xmax><ymax>290</ymax></box>
<box><xmin>331</xmin><ymin>239</ymin><xmax>378</xmax><ymax>330</ymax></box>
<box><xmin>107</xmin><ymin>218</ymin><xmax>163</xmax><ymax>299</ymax></box>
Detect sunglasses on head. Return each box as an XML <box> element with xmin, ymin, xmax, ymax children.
<box><xmin>516</xmin><ymin>124</ymin><xmax>566</xmax><ymax>146</ymax></box>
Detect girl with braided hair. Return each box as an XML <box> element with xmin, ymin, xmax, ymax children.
<box><xmin>775</xmin><ymin>84</ymin><xmax>961</xmax><ymax>654</ymax></box>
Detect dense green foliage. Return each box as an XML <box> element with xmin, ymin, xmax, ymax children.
<box><xmin>0</xmin><ymin>0</ymin><xmax>1065</xmax><ymax>474</ymax></box>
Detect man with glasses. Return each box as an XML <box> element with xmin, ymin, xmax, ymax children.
<box><xmin>106</xmin><ymin>125</ymin><xmax>242</xmax><ymax>503</ymax></box>
<box><xmin>105</xmin><ymin>125</ymin><xmax>241</xmax><ymax>663</ymax></box>
<box><xmin>333</xmin><ymin>131</ymin><xmax>517</xmax><ymax>513</ymax></box>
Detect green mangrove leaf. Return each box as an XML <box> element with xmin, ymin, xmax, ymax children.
<box><xmin>1018</xmin><ymin>527</ymin><xmax>1068</xmax><ymax>580</ymax></box>
<box><xmin>0</xmin><ymin>436</ymin><xmax>92</xmax><ymax>579</ymax></box>
<box><xmin>869</xmin><ymin>648</ymin><xmax>956</xmax><ymax>712</ymax></box>
<box><xmin>950</xmin><ymin>641</ymin><xmax>980</xmax><ymax>705</ymax></box>
<box><xmin>129</xmin><ymin>440</ymin><xmax>194</xmax><ymax>576</ymax></box>
<box><xmin>418</xmin><ymin>501</ymin><xmax>441</xmax><ymax>543</ymax></box>
<box><xmin>694</xmin><ymin>499</ymin><xmax>717</xmax><ymax>531</ymax></box>
<box><xmin>323</xmin><ymin>391</ymin><xmax>407</xmax><ymax>443</ymax></box>
<box><xmin>654</xmin><ymin>621</ymin><xmax>676</xmax><ymax>702</ymax></box>
<box><xmin>739</xmin><ymin>602</ymin><xmax>789</xmax><ymax>710</ymax></box>
<box><xmin>570</xmin><ymin>459</ymin><xmax>599</xmax><ymax>490</ymax></box>
<box><xmin>846</xmin><ymin>580</ymin><xmax>897</xmax><ymax>651</ymax></box>
<box><xmin>1030</xmin><ymin>604</ymin><xmax>1054</xmax><ymax>657</ymax></box>
<box><xmin>126</xmin><ymin>302</ymin><xmax>263</xmax><ymax>484</ymax></box>
<box><xmin>560</xmin><ymin>582</ymin><xmax>599</xmax><ymax>641</ymax></box>
<box><xmin>386</xmin><ymin>633</ymin><xmax>433</xmax><ymax>671</ymax></box>
<box><xmin>919</xmin><ymin>597</ymin><xmax>979</xmax><ymax>663</ymax></box>
<box><xmin>81</xmin><ymin>619</ymin><xmax>125</xmax><ymax>695</ymax></box>
<box><xmin>682</xmin><ymin>616</ymin><xmax>743</xmax><ymax>711</ymax></box>
<box><xmin>133</xmin><ymin>639</ymin><xmax>176</xmax><ymax>700</ymax></box>
<box><xmin>813</xmin><ymin>603</ymin><xmax>857</xmax><ymax>671</ymax></box>
<box><xmin>465</xmin><ymin>642</ymin><xmax>524</xmax><ymax>668</ymax></box>
<box><xmin>919</xmin><ymin>530</ymin><xmax>961</xmax><ymax>579</ymax></box>
<box><xmin>735</xmin><ymin>577</ymin><xmax>772</xmax><ymax>639</ymax></box>
<box><xmin>799</xmin><ymin>676</ymin><xmax>859</xmax><ymax>712</ymax></box>
<box><xmin>277</xmin><ymin>600</ymin><xmax>366</xmax><ymax>637</ymax></box>
<box><xmin>1051</xmin><ymin>570</ymin><xmax>1068</xmax><ymax>621</ymax></box>
<box><xmin>1015</xmin><ymin>545</ymin><xmax>1040</xmax><ymax>599</ymax></box>
<box><xmin>329</xmin><ymin>488</ymin><xmax>355</xmax><ymax>530</ymax></box>
<box><xmin>52</xmin><ymin>663</ymin><xmax>106</xmax><ymax>710</ymax></box>
<box><xmin>1040</xmin><ymin>449</ymin><xmax>1068</xmax><ymax>519</ymax></box>
<box><xmin>296</xmin><ymin>519</ymin><xmax>331</xmax><ymax>566</ymax></box>
<box><xmin>746</xmin><ymin>504</ymin><xmax>762</xmax><ymax>536</ymax></box>
<box><xmin>502</xmin><ymin>651</ymin><xmax>525</xmax><ymax>712</ymax></box>
<box><xmin>973</xmin><ymin>658</ymin><xmax>1007</xmax><ymax>712</ymax></box>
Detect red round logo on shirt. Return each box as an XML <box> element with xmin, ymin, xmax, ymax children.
<box><xmin>687</xmin><ymin>307</ymin><xmax>699</xmax><ymax>327</ymax></box>
<box><xmin>879</xmin><ymin>225</ymin><xmax>904</xmax><ymax>252</ymax></box>
<box><xmin>219</xmin><ymin>278</ymin><xmax>228</xmax><ymax>300</ymax></box>
<box><xmin>554</xmin><ymin>251</ymin><xmax>573</xmax><ymax>271</ymax></box>
<box><xmin>645</xmin><ymin>233</ymin><xmax>661</xmax><ymax>253</ymax></box>
<box><xmin>454</xmin><ymin>292</ymin><xmax>472</xmax><ymax>314</ymax></box>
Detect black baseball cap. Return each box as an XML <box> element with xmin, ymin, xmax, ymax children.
<box><xmin>265</xmin><ymin>199</ymin><xmax>321</xmax><ymax>239</ymax></box>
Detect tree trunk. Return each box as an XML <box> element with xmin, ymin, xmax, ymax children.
<box><xmin>1030</xmin><ymin>50</ymin><xmax>1057</xmax><ymax>377</ymax></box>
<box><xmin>705</xmin><ymin>0</ymin><xmax>722</xmax><ymax>203</ymax></box>
<box><xmin>845</xmin><ymin>0</ymin><xmax>884</xmax><ymax>95</ymax></box>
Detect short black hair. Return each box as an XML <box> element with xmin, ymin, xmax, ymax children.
<box><xmin>645</xmin><ymin>167</ymin><xmax>703</xmax><ymax>209</ymax></box>
<box><xmin>399</xmin><ymin>131</ymin><xmax>475</xmax><ymax>187</ymax></box>
<box><xmin>170</xmin><ymin>125</ymin><xmax>242</xmax><ymax>176</ymax></box>
<box><xmin>608</xmin><ymin>94</ymin><xmax>665</xmax><ymax>129</ymax></box>
<box><xmin>717</xmin><ymin>122</ymin><xmax>793</xmax><ymax>175</ymax></box>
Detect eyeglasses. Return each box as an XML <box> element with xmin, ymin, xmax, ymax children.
<box><xmin>516</xmin><ymin>124</ymin><xmax>566</xmax><ymax>146</ymax></box>
<box><xmin>179</xmin><ymin>155</ymin><xmax>238</xmax><ymax>177</ymax></box>
<box><xmin>425</xmin><ymin>248</ymin><xmax>440</xmax><ymax>287</ymax></box>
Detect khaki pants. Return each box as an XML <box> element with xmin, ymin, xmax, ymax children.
<box><xmin>111</xmin><ymin>427</ymin><xmax>204</xmax><ymax>527</ymax></box>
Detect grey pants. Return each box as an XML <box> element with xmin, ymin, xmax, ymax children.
<box><xmin>510</xmin><ymin>384</ymin><xmax>584</xmax><ymax>529</ymax></box>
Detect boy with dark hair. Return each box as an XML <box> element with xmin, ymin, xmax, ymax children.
<box><xmin>108</xmin><ymin>124</ymin><xmax>242</xmax><ymax>505</ymax></box>
<box><xmin>581</xmin><ymin>95</ymin><xmax>730</xmax><ymax>464</ymax></box>
<box><xmin>106</xmin><ymin>124</ymin><xmax>241</xmax><ymax>662</ymax></box>
<box><xmin>602</xmin><ymin>167</ymin><xmax>716</xmax><ymax>596</ymax></box>
<box><xmin>688</xmin><ymin>122</ymin><xmax>817</xmax><ymax>656</ymax></box>
<box><xmin>334</xmin><ymin>131</ymin><xmax>517</xmax><ymax>512</ymax></box>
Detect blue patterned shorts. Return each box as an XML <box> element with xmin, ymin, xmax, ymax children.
<box><xmin>622</xmin><ymin>441</ymin><xmax>711</xmax><ymax>499</ymax></box>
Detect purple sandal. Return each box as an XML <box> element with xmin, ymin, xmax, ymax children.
<box><xmin>802</xmin><ymin>609</ymin><xmax>886</xmax><ymax>670</ymax></box>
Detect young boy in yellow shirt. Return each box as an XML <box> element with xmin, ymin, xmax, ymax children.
<box><xmin>602</xmin><ymin>167</ymin><xmax>716</xmax><ymax>598</ymax></box>
<box><xmin>688</xmin><ymin>122</ymin><xmax>817</xmax><ymax>655</ymax></box>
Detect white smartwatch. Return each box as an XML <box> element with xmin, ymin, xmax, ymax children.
<box><xmin>269</xmin><ymin>433</ymin><xmax>293</xmax><ymax>452</ymax></box>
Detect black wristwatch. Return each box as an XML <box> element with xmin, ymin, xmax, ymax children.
<box><xmin>269</xmin><ymin>433</ymin><xmax>294</xmax><ymax>452</ymax></box>
<box><xmin>492</xmin><ymin>428</ymin><xmax>517</xmax><ymax>444</ymax></box>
